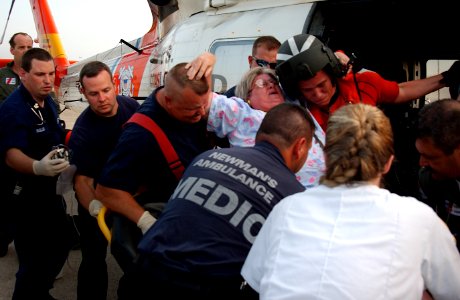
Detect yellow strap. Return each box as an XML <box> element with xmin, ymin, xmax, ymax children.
<box><xmin>97</xmin><ymin>206</ymin><xmax>112</xmax><ymax>243</ymax></box>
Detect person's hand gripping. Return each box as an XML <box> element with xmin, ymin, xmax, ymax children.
<box><xmin>442</xmin><ymin>61</ymin><xmax>460</xmax><ymax>87</ymax></box>
<box><xmin>32</xmin><ymin>149</ymin><xmax>70</xmax><ymax>176</ymax></box>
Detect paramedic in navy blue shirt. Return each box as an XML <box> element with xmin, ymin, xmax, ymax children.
<box><xmin>95</xmin><ymin>58</ymin><xmax>220</xmax><ymax>298</ymax></box>
<box><xmin>129</xmin><ymin>103</ymin><xmax>314</xmax><ymax>299</ymax></box>
<box><xmin>0</xmin><ymin>48</ymin><xmax>73</xmax><ymax>300</ymax></box>
<box><xmin>68</xmin><ymin>61</ymin><xmax>139</xmax><ymax>300</ymax></box>
<box><xmin>96</xmin><ymin>56</ymin><xmax>219</xmax><ymax>234</ymax></box>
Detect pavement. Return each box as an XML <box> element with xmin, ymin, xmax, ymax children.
<box><xmin>59</xmin><ymin>107</ymin><xmax>81</xmax><ymax>130</ymax></box>
<box><xmin>0</xmin><ymin>244</ymin><xmax>123</xmax><ymax>300</ymax></box>
<box><xmin>0</xmin><ymin>108</ymin><xmax>124</xmax><ymax>300</ymax></box>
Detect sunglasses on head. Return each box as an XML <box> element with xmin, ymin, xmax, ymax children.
<box><xmin>252</xmin><ymin>56</ymin><xmax>277</xmax><ymax>69</ymax></box>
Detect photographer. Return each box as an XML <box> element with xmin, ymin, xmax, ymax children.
<box><xmin>0</xmin><ymin>48</ymin><xmax>73</xmax><ymax>299</ymax></box>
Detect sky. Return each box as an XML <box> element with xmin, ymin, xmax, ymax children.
<box><xmin>0</xmin><ymin>0</ymin><xmax>153</xmax><ymax>60</ymax></box>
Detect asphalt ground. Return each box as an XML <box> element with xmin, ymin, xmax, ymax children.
<box><xmin>0</xmin><ymin>244</ymin><xmax>123</xmax><ymax>300</ymax></box>
<box><xmin>0</xmin><ymin>108</ymin><xmax>124</xmax><ymax>300</ymax></box>
<box><xmin>60</xmin><ymin>107</ymin><xmax>81</xmax><ymax>130</ymax></box>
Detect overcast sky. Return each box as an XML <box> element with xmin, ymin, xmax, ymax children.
<box><xmin>0</xmin><ymin>0</ymin><xmax>153</xmax><ymax>60</ymax></box>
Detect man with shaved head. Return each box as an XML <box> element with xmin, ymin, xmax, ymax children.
<box><xmin>95</xmin><ymin>57</ymin><xmax>222</xmax><ymax>298</ymax></box>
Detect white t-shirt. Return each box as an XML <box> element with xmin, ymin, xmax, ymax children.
<box><xmin>241</xmin><ymin>184</ymin><xmax>460</xmax><ymax>300</ymax></box>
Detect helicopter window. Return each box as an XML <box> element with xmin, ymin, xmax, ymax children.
<box><xmin>210</xmin><ymin>39</ymin><xmax>255</xmax><ymax>94</ymax></box>
<box><xmin>425</xmin><ymin>60</ymin><xmax>457</xmax><ymax>103</ymax></box>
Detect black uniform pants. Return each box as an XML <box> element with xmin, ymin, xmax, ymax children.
<box><xmin>0</xmin><ymin>196</ymin><xmax>14</xmax><ymax>253</ymax></box>
<box><xmin>12</xmin><ymin>193</ymin><xmax>74</xmax><ymax>300</ymax></box>
<box><xmin>76</xmin><ymin>204</ymin><xmax>109</xmax><ymax>300</ymax></box>
<box><xmin>0</xmin><ymin>175</ymin><xmax>17</xmax><ymax>254</ymax></box>
<box><xmin>118</xmin><ymin>255</ymin><xmax>252</xmax><ymax>300</ymax></box>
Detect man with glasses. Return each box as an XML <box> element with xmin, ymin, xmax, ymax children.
<box><xmin>248</xmin><ymin>36</ymin><xmax>280</xmax><ymax>70</ymax></box>
<box><xmin>224</xmin><ymin>36</ymin><xmax>281</xmax><ymax>97</ymax></box>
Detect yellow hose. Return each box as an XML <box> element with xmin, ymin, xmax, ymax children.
<box><xmin>97</xmin><ymin>206</ymin><xmax>112</xmax><ymax>243</ymax></box>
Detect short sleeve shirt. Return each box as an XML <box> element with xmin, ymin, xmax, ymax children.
<box><xmin>68</xmin><ymin>95</ymin><xmax>139</xmax><ymax>183</ymax></box>
<box><xmin>0</xmin><ymin>84</ymin><xmax>65</xmax><ymax>197</ymax></box>
<box><xmin>97</xmin><ymin>87</ymin><xmax>214</xmax><ymax>205</ymax></box>
<box><xmin>310</xmin><ymin>70</ymin><xmax>400</xmax><ymax>130</ymax></box>
<box><xmin>138</xmin><ymin>141</ymin><xmax>305</xmax><ymax>278</ymax></box>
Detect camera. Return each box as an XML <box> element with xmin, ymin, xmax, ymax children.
<box><xmin>52</xmin><ymin>144</ymin><xmax>71</xmax><ymax>161</ymax></box>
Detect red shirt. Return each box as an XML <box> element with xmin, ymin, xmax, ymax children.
<box><xmin>309</xmin><ymin>71</ymin><xmax>399</xmax><ymax>131</ymax></box>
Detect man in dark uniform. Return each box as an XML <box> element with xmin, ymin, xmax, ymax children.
<box><xmin>0</xmin><ymin>48</ymin><xmax>73</xmax><ymax>299</ymax></box>
<box><xmin>95</xmin><ymin>59</ymin><xmax>219</xmax><ymax>298</ymax></box>
<box><xmin>416</xmin><ymin>99</ymin><xmax>460</xmax><ymax>252</ymax></box>
<box><xmin>128</xmin><ymin>103</ymin><xmax>313</xmax><ymax>299</ymax></box>
<box><xmin>68</xmin><ymin>61</ymin><xmax>140</xmax><ymax>300</ymax></box>
<box><xmin>96</xmin><ymin>60</ymin><xmax>216</xmax><ymax>232</ymax></box>
<box><xmin>0</xmin><ymin>32</ymin><xmax>33</xmax><ymax>104</ymax></box>
<box><xmin>0</xmin><ymin>32</ymin><xmax>33</xmax><ymax>257</ymax></box>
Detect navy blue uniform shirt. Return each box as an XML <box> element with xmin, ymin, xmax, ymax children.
<box><xmin>69</xmin><ymin>95</ymin><xmax>139</xmax><ymax>183</ymax></box>
<box><xmin>97</xmin><ymin>87</ymin><xmax>214</xmax><ymax>205</ymax></box>
<box><xmin>138</xmin><ymin>141</ymin><xmax>305</xmax><ymax>278</ymax></box>
<box><xmin>0</xmin><ymin>84</ymin><xmax>65</xmax><ymax>198</ymax></box>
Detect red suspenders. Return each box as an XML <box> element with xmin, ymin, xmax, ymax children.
<box><xmin>125</xmin><ymin>113</ymin><xmax>185</xmax><ymax>180</ymax></box>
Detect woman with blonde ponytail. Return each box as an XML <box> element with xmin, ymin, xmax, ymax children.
<box><xmin>321</xmin><ymin>103</ymin><xmax>394</xmax><ymax>187</ymax></box>
<box><xmin>242</xmin><ymin>104</ymin><xmax>460</xmax><ymax>300</ymax></box>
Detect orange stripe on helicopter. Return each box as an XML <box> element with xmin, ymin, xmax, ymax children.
<box><xmin>30</xmin><ymin>0</ymin><xmax>70</xmax><ymax>86</ymax></box>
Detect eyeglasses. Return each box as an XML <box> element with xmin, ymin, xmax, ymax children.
<box><xmin>252</xmin><ymin>78</ymin><xmax>278</xmax><ymax>89</ymax></box>
<box><xmin>252</xmin><ymin>56</ymin><xmax>277</xmax><ymax>70</ymax></box>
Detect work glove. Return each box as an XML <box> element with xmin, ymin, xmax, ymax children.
<box><xmin>89</xmin><ymin>199</ymin><xmax>104</xmax><ymax>217</ymax></box>
<box><xmin>32</xmin><ymin>149</ymin><xmax>70</xmax><ymax>177</ymax></box>
<box><xmin>137</xmin><ymin>211</ymin><xmax>157</xmax><ymax>234</ymax></box>
<box><xmin>441</xmin><ymin>61</ymin><xmax>460</xmax><ymax>87</ymax></box>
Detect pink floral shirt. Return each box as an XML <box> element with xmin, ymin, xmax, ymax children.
<box><xmin>207</xmin><ymin>93</ymin><xmax>326</xmax><ymax>189</ymax></box>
